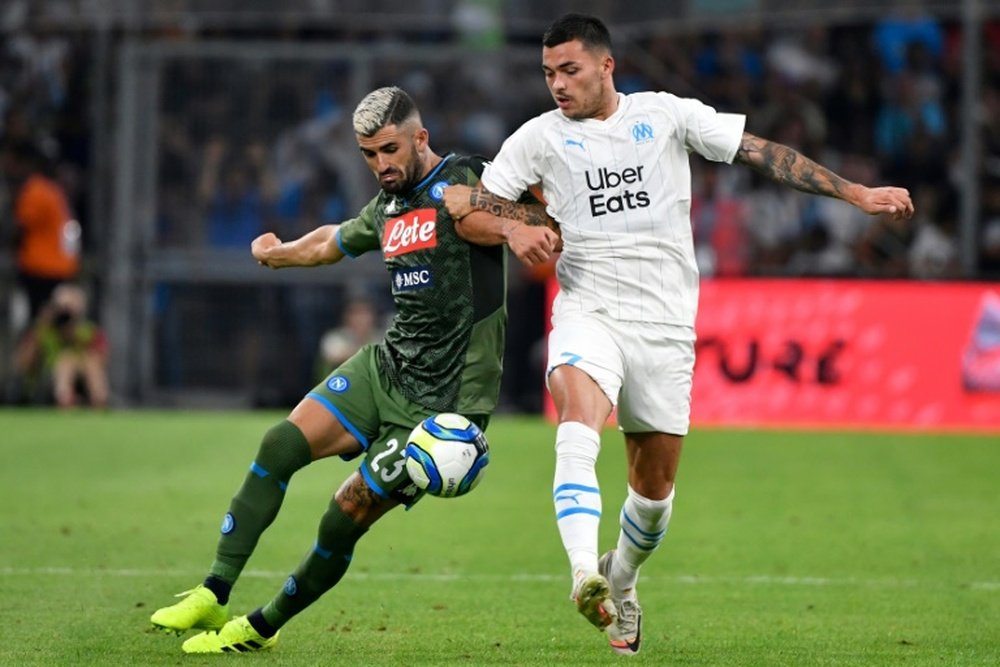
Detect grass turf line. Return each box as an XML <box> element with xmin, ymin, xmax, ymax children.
<box><xmin>1</xmin><ymin>410</ymin><xmax>997</xmax><ymax>666</ymax></box>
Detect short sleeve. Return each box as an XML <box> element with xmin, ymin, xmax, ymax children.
<box><xmin>335</xmin><ymin>197</ymin><xmax>382</xmax><ymax>258</ymax></box>
<box><xmin>668</xmin><ymin>93</ymin><xmax>746</xmax><ymax>164</ymax></box>
<box><xmin>481</xmin><ymin>119</ymin><xmax>544</xmax><ymax>200</ymax></box>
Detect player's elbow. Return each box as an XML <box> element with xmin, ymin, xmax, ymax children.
<box><xmin>453</xmin><ymin>217</ymin><xmax>478</xmax><ymax>243</ymax></box>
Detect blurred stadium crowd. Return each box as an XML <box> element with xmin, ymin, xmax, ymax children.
<box><xmin>1</xmin><ymin>0</ymin><xmax>999</xmax><ymax>409</ymax></box>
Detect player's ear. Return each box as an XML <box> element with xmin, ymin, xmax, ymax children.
<box><xmin>603</xmin><ymin>54</ymin><xmax>615</xmax><ymax>77</ymax></box>
<box><xmin>414</xmin><ymin>127</ymin><xmax>429</xmax><ymax>151</ymax></box>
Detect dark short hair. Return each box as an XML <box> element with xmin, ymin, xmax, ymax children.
<box><xmin>542</xmin><ymin>13</ymin><xmax>612</xmax><ymax>53</ymax></box>
<box><xmin>352</xmin><ymin>86</ymin><xmax>419</xmax><ymax>137</ymax></box>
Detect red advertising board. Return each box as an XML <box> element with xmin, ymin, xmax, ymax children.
<box><xmin>544</xmin><ymin>279</ymin><xmax>1000</xmax><ymax>432</ymax></box>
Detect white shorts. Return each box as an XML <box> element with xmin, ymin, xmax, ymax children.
<box><xmin>546</xmin><ymin>311</ymin><xmax>695</xmax><ymax>435</ymax></box>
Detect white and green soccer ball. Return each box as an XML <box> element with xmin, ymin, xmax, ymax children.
<box><xmin>404</xmin><ymin>413</ymin><xmax>490</xmax><ymax>498</ymax></box>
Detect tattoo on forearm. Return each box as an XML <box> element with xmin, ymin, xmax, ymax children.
<box><xmin>470</xmin><ymin>186</ymin><xmax>550</xmax><ymax>227</ymax></box>
<box><xmin>735</xmin><ymin>133</ymin><xmax>851</xmax><ymax>199</ymax></box>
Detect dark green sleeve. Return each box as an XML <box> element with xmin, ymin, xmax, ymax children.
<box><xmin>335</xmin><ymin>196</ymin><xmax>382</xmax><ymax>258</ymax></box>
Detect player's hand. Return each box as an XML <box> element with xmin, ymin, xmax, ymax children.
<box><xmin>854</xmin><ymin>185</ymin><xmax>914</xmax><ymax>221</ymax></box>
<box><xmin>251</xmin><ymin>232</ymin><xmax>282</xmax><ymax>268</ymax></box>
<box><xmin>507</xmin><ymin>223</ymin><xmax>559</xmax><ymax>267</ymax></box>
<box><xmin>443</xmin><ymin>184</ymin><xmax>474</xmax><ymax>220</ymax></box>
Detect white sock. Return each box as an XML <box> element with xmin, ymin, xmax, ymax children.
<box><xmin>552</xmin><ymin>421</ymin><xmax>602</xmax><ymax>578</ymax></box>
<box><xmin>611</xmin><ymin>485</ymin><xmax>674</xmax><ymax>598</ymax></box>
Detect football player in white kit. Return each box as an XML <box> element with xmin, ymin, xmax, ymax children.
<box><xmin>444</xmin><ymin>13</ymin><xmax>914</xmax><ymax>655</ymax></box>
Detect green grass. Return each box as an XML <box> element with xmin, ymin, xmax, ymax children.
<box><xmin>1</xmin><ymin>409</ymin><xmax>998</xmax><ymax>666</ymax></box>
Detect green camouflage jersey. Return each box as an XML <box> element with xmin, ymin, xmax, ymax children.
<box><xmin>335</xmin><ymin>154</ymin><xmax>506</xmax><ymax>414</ymax></box>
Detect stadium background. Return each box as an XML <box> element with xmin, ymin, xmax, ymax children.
<box><xmin>0</xmin><ymin>0</ymin><xmax>998</xmax><ymax>429</ymax></box>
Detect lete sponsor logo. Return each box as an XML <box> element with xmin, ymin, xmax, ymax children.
<box><xmin>383</xmin><ymin>208</ymin><xmax>437</xmax><ymax>257</ymax></box>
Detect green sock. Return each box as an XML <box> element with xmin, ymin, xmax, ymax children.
<box><xmin>260</xmin><ymin>498</ymin><xmax>368</xmax><ymax>629</ymax></box>
<box><xmin>209</xmin><ymin>420</ymin><xmax>312</xmax><ymax>584</ymax></box>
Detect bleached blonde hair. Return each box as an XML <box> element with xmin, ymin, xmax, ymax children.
<box><xmin>352</xmin><ymin>87</ymin><xmax>420</xmax><ymax>137</ymax></box>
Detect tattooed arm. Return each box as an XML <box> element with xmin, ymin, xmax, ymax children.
<box><xmin>444</xmin><ymin>183</ymin><xmax>562</xmax><ymax>266</ymax></box>
<box><xmin>734</xmin><ymin>132</ymin><xmax>914</xmax><ymax>220</ymax></box>
<box><xmin>463</xmin><ymin>184</ymin><xmax>553</xmax><ymax>226</ymax></box>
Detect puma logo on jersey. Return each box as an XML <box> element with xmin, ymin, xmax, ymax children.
<box><xmin>383</xmin><ymin>208</ymin><xmax>437</xmax><ymax>257</ymax></box>
<box><xmin>565</xmin><ymin>138</ymin><xmax>585</xmax><ymax>150</ymax></box>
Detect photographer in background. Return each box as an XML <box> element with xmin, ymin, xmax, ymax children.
<box><xmin>13</xmin><ymin>283</ymin><xmax>108</xmax><ymax>408</ymax></box>
<box><xmin>313</xmin><ymin>298</ymin><xmax>382</xmax><ymax>383</ymax></box>
<box><xmin>1</xmin><ymin>141</ymin><xmax>81</xmax><ymax>320</ymax></box>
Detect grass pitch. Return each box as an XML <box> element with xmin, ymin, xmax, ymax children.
<box><xmin>1</xmin><ymin>409</ymin><xmax>998</xmax><ymax>666</ymax></box>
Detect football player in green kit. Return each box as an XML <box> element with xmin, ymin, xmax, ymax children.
<box><xmin>150</xmin><ymin>86</ymin><xmax>557</xmax><ymax>653</ymax></box>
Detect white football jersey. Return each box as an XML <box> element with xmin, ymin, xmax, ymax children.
<box><xmin>482</xmin><ymin>91</ymin><xmax>745</xmax><ymax>327</ymax></box>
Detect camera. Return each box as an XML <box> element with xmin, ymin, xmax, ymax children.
<box><xmin>52</xmin><ymin>308</ymin><xmax>75</xmax><ymax>327</ymax></box>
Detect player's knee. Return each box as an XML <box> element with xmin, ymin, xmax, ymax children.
<box><xmin>629</xmin><ymin>476</ymin><xmax>675</xmax><ymax>503</ymax></box>
<box><xmin>254</xmin><ymin>420</ymin><xmax>313</xmax><ymax>478</ymax></box>
<box><xmin>555</xmin><ymin>421</ymin><xmax>601</xmax><ymax>464</ymax></box>
<box><xmin>258</xmin><ymin>423</ymin><xmax>286</xmax><ymax>455</ymax></box>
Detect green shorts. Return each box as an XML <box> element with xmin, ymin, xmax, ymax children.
<box><xmin>306</xmin><ymin>344</ymin><xmax>489</xmax><ymax>508</ymax></box>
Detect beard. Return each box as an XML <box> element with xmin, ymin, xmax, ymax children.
<box><xmin>379</xmin><ymin>172</ymin><xmax>406</xmax><ymax>194</ymax></box>
<box><xmin>379</xmin><ymin>150</ymin><xmax>422</xmax><ymax>194</ymax></box>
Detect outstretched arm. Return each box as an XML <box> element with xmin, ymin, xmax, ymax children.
<box><xmin>734</xmin><ymin>132</ymin><xmax>914</xmax><ymax>220</ymax></box>
<box><xmin>252</xmin><ymin>224</ymin><xmax>345</xmax><ymax>269</ymax></box>
<box><xmin>444</xmin><ymin>183</ymin><xmax>562</xmax><ymax>266</ymax></box>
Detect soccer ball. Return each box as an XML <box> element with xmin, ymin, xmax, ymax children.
<box><xmin>404</xmin><ymin>413</ymin><xmax>489</xmax><ymax>498</ymax></box>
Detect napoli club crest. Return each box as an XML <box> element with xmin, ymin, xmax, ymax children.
<box><xmin>429</xmin><ymin>180</ymin><xmax>449</xmax><ymax>201</ymax></box>
<box><xmin>326</xmin><ymin>375</ymin><xmax>350</xmax><ymax>393</ymax></box>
